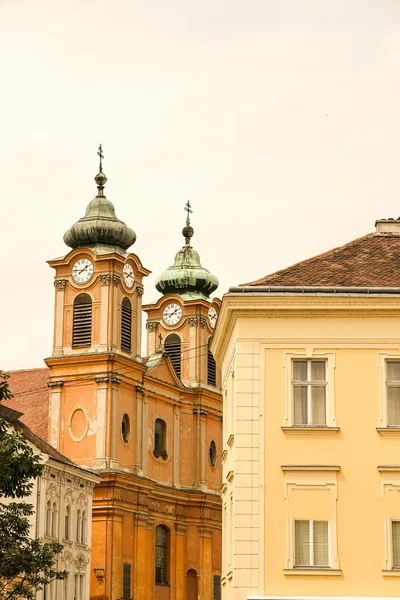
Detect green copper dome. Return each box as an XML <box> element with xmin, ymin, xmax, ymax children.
<box><xmin>63</xmin><ymin>158</ymin><xmax>136</xmax><ymax>252</ymax></box>
<box><xmin>155</xmin><ymin>203</ymin><xmax>218</xmax><ymax>298</ymax></box>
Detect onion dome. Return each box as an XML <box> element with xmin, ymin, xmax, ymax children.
<box><xmin>155</xmin><ymin>201</ymin><xmax>218</xmax><ymax>298</ymax></box>
<box><xmin>63</xmin><ymin>146</ymin><xmax>136</xmax><ymax>252</ymax></box>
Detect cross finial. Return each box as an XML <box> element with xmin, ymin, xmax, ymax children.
<box><xmin>184</xmin><ymin>199</ymin><xmax>193</xmax><ymax>226</ymax></box>
<box><xmin>97</xmin><ymin>144</ymin><xmax>104</xmax><ymax>172</ymax></box>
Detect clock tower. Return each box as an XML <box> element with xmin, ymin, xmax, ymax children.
<box><xmin>45</xmin><ymin>150</ymin><xmax>150</xmax><ymax>465</ymax></box>
<box><xmin>143</xmin><ymin>201</ymin><xmax>221</xmax><ymax>388</ymax></box>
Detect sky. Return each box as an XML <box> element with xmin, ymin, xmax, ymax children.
<box><xmin>1</xmin><ymin>0</ymin><xmax>400</xmax><ymax>368</ymax></box>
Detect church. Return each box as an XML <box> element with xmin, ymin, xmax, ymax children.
<box><xmin>10</xmin><ymin>149</ymin><xmax>222</xmax><ymax>600</ymax></box>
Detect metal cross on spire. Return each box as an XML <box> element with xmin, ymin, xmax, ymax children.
<box><xmin>97</xmin><ymin>144</ymin><xmax>104</xmax><ymax>172</ymax></box>
<box><xmin>184</xmin><ymin>199</ymin><xmax>193</xmax><ymax>226</ymax></box>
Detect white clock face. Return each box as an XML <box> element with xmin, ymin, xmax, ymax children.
<box><xmin>123</xmin><ymin>263</ymin><xmax>134</xmax><ymax>288</ymax></box>
<box><xmin>72</xmin><ymin>258</ymin><xmax>94</xmax><ymax>284</ymax></box>
<box><xmin>163</xmin><ymin>303</ymin><xmax>183</xmax><ymax>326</ymax></box>
<box><xmin>208</xmin><ymin>306</ymin><xmax>218</xmax><ymax>328</ymax></box>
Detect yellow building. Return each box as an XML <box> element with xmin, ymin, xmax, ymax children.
<box><xmin>212</xmin><ymin>218</ymin><xmax>400</xmax><ymax>600</ymax></box>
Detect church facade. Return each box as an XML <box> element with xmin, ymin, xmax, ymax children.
<box><xmin>44</xmin><ymin>154</ymin><xmax>222</xmax><ymax>600</ymax></box>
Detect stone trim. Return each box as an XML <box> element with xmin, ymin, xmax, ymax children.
<box><xmin>146</xmin><ymin>321</ymin><xmax>157</xmax><ymax>332</ymax></box>
<box><xmin>48</xmin><ymin>381</ymin><xmax>64</xmax><ymax>388</ymax></box>
<box><xmin>136</xmin><ymin>285</ymin><xmax>144</xmax><ymax>297</ymax></box>
<box><xmin>188</xmin><ymin>317</ymin><xmax>198</xmax><ymax>327</ymax></box>
<box><xmin>113</xmin><ymin>275</ymin><xmax>121</xmax><ymax>287</ymax></box>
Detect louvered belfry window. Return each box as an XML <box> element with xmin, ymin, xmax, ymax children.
<box><xmin>121</xmin><ymin>297</ymin><xmax>132</xmax><ymax>353</ymax></box>
<box><xmin>72</xmin><ymin>293</ymin><xmax>92</xmax><ymax>348</ymax></box>
<box><xmin>154</xmin><ymin>418</ymin><xmax>167</xmax><ymax>459</ymax></box>
<box><xmin>164</xmin><ymin>334</ymin><xmax>181</xmax><ymax>378</ymax></box>
<box><xmin>207</xmin><ymin>338</ymin><xmax>217</xmax><ymax>386</ymax></box>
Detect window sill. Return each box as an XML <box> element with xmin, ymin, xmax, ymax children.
<box><xmin>282</xmin><ymin>426</ymin><xmax>339</xmax><ymax>435</ymax></box>
<box><xmin>377</xmin><ymin>427</ymin><xmax>400</xmax><ymax>436</ymax></box>
<box><xmin>227</xmin><ymin>434</ymin><xmax>234</xmax><ymax>448</ymax></box>
<box><xmin>284</xmin><ymin>568</ymin><xmax>342</xmax><ymax>576</ymax></box>
<box><xmin>227</xmin><ymin>570</ymin><xmax>233</xmax><ymax>581</ymax></box>
<box><xmin>382</xmin><ymin>570</ymin><xmax>400</xmax><ymax>576</ymax></box>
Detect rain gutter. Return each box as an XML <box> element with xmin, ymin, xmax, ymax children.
<box><xmin>228</xmin><ymin>286</ymin><xmax>400</xmax><ymax>297</ymax></box>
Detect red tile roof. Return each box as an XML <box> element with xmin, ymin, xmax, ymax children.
<box><xmin>4</xmin><ymin>368</ymin><xmax>50</xmax><ymax>441</ymax></box>
<box><xmin>244</xmin><ymin>233</ymin><xmax>400</xmax><ymax>288</ymax></box>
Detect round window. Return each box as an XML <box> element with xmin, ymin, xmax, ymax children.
<box><xmin>209</xmin><ymin>440</ymin><xmax>217</xmax><ymax>467</ymax></box>
<box><xmin>121</xmin><ymin>414</ymin><xmax>130</xmax><ymax>443</ymax></box>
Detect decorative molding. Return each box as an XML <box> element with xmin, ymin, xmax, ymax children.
<box><xmin>54</xmin><ymin>279</ymin><xmax>67</xmax><ymax>290</ymax></box>
<box><xmin>111</xmin><ymin>376</ymin><xmax>122</xmax><ymax>385</ymax></box>
<box><xmin>146</xmin><ymin>321</ymin><xmax>157</xmax><ymax>332</ymax></box>
<box><xmin>226</xmin><ymin>470</ymin><xmax>234</xmax><ymax>483</ymax></box>
<box><xmin>200</xmin><ymin>317</ymin><xmax>207</xmax><ymax>328</ymax></box>
<box><xmin>136</xmin><ymin>285</ymin><xmax>144</xmax><ymax>297</ymax></box>
<box><xmin>48</xmin><ymin>381</ymin><xmax>64</xmax><ymax>388</ymax></box>
<box><xmin>113</xmin><ymin>274</ymin><xmax>121</xmax><ymax>286</ymax></box>
<box><xmin>193</xmin><ymin>408</ymin><xmax>208</xmax><ymax>417</ymax></box>
<box><xmin>283</xmin><ymin>569</ymin><xmax>342</xmax><ymax>576</ymax></box>
<box><xmin>378</xmin><ymin>465</ymin><xmax>400</xmax><ymax>472</ymax></box>
<box><xmin>95</xmin><ymin>376</ymin><xmax>110</xmax><ymax>384</ymax></box>
<box><xmin>175</xmin><ymin>522</ymin><xmax>188</xmax><ymax>536</ymax></box>
<box><xmin>377</xmin><ymin>428</ymin><xmax>400</xmax><ymax>437</ymax></box>
<box><xmin>282</xmin><ymin>426</ymin><xmax>340</xmax><ymax>435</ymax></box>
<box><xmin>188</xmin><ymin>317</ymin><xmax>198</xmax><ymax>327</ymax></box>
<box><xmin>281</xmin><ymin>464</ymin><xmax>341</xmax><ymax>472</ymax></box>
<box><xmin>99</xmin><ymin>273</ymin><xmax>111</xmax><ymax>285</ymax></box>
<box><xmin>135</xmin><ymin>386</ymin><xmax>145</xmax><ymax>394</ymax></box>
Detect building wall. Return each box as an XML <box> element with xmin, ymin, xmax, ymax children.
<box><xmin>215</xmin><ymin>295</ymin><xmax>400</xmax><ymax>600</ymax></box>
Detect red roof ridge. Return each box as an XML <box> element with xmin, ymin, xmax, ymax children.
<box><xmin>242</xmin><ymin>232</ymin><xmax>374</xmax><ymax>286</ymax></box>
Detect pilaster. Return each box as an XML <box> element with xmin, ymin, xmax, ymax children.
<box><xmin>134</xmin><ymin>386</ymin><xmax>144</xmax><ymax>475</ymax></box>
<box><xmin>141</xmin><ymin>394</ymin><xmax>149</xmax><ymax>476</ymax></box>
<box><xmin>109</xmin><ymin>376</ymin><xmax>121</xmax><ymax>469</ymax></box>
<box><xmin>48</xmin><ymin>380</ymin><xmax>64</xmax><ymax>449</ymax></box>
<box><xmin>173</xmin><ymin>405</ymin><xmax>181</xmax><ymax>488</ymax></box>
<box><xmin>99</xmin><ymin>273</ymin><xmax>111</xmax><ymax>350</ymax></box>
<box><xmin>94</xmin><ymin>376</ymin><xmax>109</xmax><ymax>469</ymax></box>
<box><xmin>53</xmin><ymin>279</ymin><xmax>66</xmax><ymax>357</ymax></box>
<box><xmin>146</xmin><ymin>321</ymin><xmax>157</xmax><ymax>355</ymax></box>
<box><xmin>136</xmin><ymin>285</ymin><xmax>144</xmax><ymax>355</ymax></box>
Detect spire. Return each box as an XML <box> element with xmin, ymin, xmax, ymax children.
<box><xmin>155</xmin><ymin>202</ymin><xmax>218</xmax><ymax>299</ymax></box>
<box><xmin>182</xmin><ymin>199</ymin><xmax>194</xmax><ymax>245</ymax></box>
<box><xmin>63</xmin><ymin>145</ymin><xmax>136</xmax><ymax>253</ymax></box>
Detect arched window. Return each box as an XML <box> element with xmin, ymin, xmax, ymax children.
<box><xmin>64</xmin><ymin>506</ymin><xmax>70</xmax><ymax>540</ymax></box>
<box><xmin>81</xmin><ymin>511</ymin><xmax>87</xmax><ymax>544</ymax></box>
<box><xmin>76</xmin><ymin>509</ymin><xmax>81</xmax><ymax>542</ymax></box>
<box><xmin>155</xmin><ymin>525</ymin><xmax>169</xmax><ymax>585</ymax></box>
<box><xmin>72</xmin><ymin>293</ymin><xmax>92</xmax><ymax>348</ymax></box>
<box><xmin>51</xmin><ymin>502</ymin><xmax>58</xmax><ymax>537</ymax></box>
<box><xmin>121</xmin><ymin>297</ymin><xmax>132</xmax><ymax>353</ymax></box>
<box><xmin>207</xmin><ymin>337</ymin><xmax>217</xmax><ymax>386</ymax></box>
<box><xmin>46</xmin><ymin>501</ymin><xmax>52</xmax><ymax>536</ymax></box>
<box><xmin>164</xmin><ymin>334</ymin><xmax>181</xmax><ymax>378</ymax></box>
<box><xmin>154</xmin><ymin>419</ymin><xmax>167</xmax><ymax>459</ymax></box>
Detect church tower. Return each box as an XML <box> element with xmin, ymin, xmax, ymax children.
<box><xmin>143</xmin><ymin>201</ymin><xmax>221</xmax><ymax>389</ymax></box>
<box><xmin>45</xmin><ymin>147</ymin><xmax>150</xmax><ymax>468</ymax></box>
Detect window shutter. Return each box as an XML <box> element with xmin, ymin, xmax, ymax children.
<box><xmin>313</xmin><ymin>521</ymin><xmax>329</xmax><ymax>566</ymax></box>
<box><xmin>72</xmin><ymin>294</ymin><xmax>92</xmax><ymax>348</ymax></box>
<box><xmin>393</xmin><ymin>521</ymin><xmax>400</xmax><ymax>567</ymax></box>
<box><xmin>123</xmin><ymin>563</ymin><xmax>131</xmax><ymax>598</ymax></box>
<box><xmin>207</xmin><ymin>340</ymin><xmax>217</xmax><ymax>386</ymax></box>
<box><xmin>154</xmin><ymin>419</ymin><xmax>164</xmax><ymax>458</ymax></box>
<box><xmin>121</xmin><ymin>298</ymin><xmax>132</xmax><ymax>353</ymax></box>
<box><xmin>164</xmin><ymin>334</ymin><xmax>181</xmax><ymax>378</ymax></box>
<box><xmin>213</xmin><ymin>574</ymin><xmax>221</xmax><ymax>600</ymax></box>
<box><xmin>295</xmin><ymin>520</ymin><xmax>310</xmax><ymax>566</ymax></box>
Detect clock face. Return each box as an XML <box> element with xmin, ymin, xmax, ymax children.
<box><xmin>72</xmin><ymin>258</ymin><xmax>94</xmax><ymax>284</ymax></box>
<box><xmin>208</xmin><ymin>306</ymin><xmax>218</xmax><ymax>328</ymax></box>
<box><xmin>163</xmin><ymin>303</ymin><xmax>183</xmax><ymax>326</ymax></box>
<box><xmin>123</xmin><ymin>263</ymin><xmax>134</xmax><ymax>288</ymax></box>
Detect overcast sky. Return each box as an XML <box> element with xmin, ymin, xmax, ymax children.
<box><xmin>1</xmin><ymin>0</ymin><xmax>400</xmax><ymax>368</ymax></box>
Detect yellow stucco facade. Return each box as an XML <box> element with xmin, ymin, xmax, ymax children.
<box><xmin>213</xmin><ymin>286</ymin><xmax>400</xmax><ymax>599</ymax></box>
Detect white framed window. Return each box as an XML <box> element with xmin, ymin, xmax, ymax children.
<box><xmin>294</xmin><ymin>520</ymin><xmax>329</xmax><ymax>567</ymax></box>
<box><xmin>392</xmin><ymin>521</ymin><xmax>400</xmax><ymax>568</ymax></box>
<box><xmin>386</xmin><ymin>361</ymin><xmax>400</xmax><ymax>427</ymax></box>
<box><xmin>292</xmin><ymin>360</ymin><xmax>327</xmax><ymax>425</ymax></box>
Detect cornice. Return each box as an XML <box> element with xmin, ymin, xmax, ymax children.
<box><xmin>212</xmin><ymin>294</ymin><xmax>400</xmax><ymax>362</ymax></box>
<box><xmin>281</xmin><ymin>464</ymin><xmax>341</xmax><ymax>472</ymax></box>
